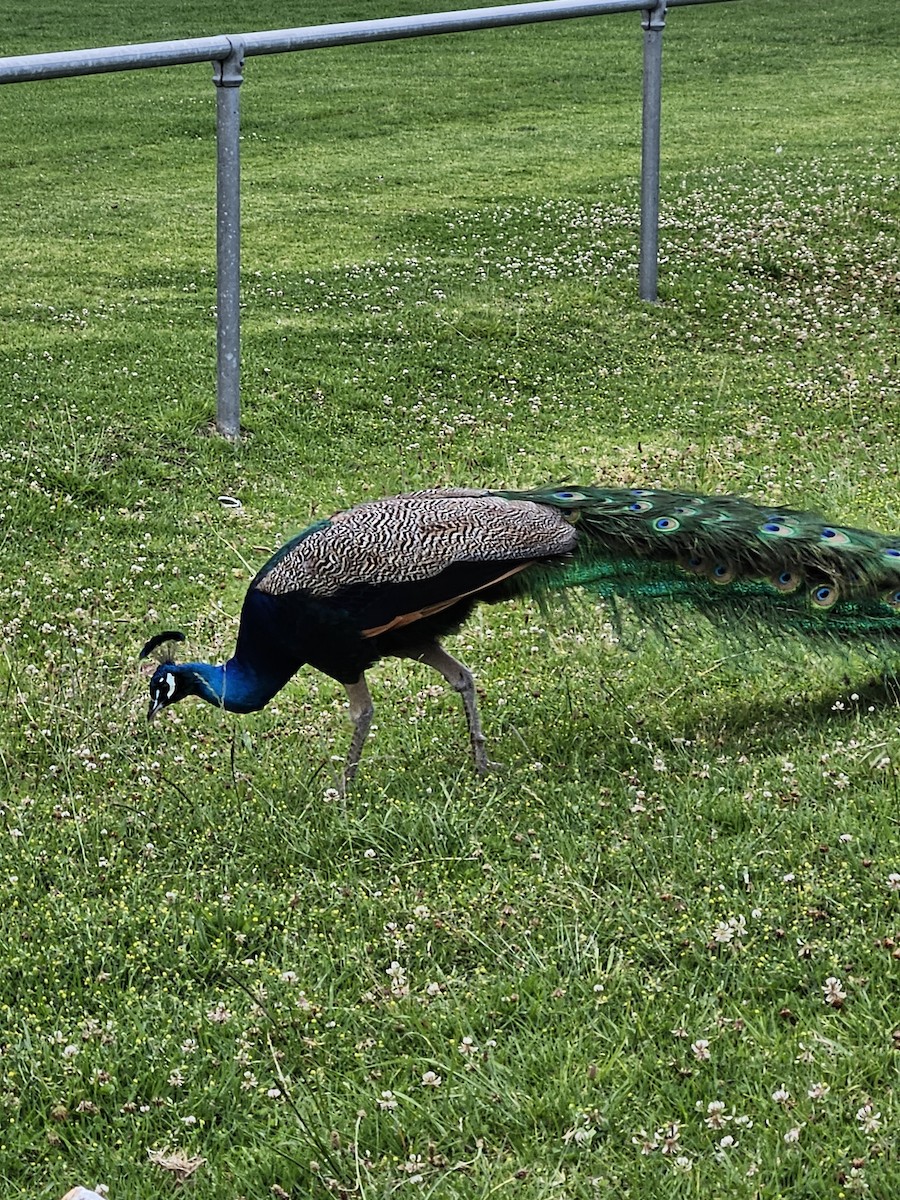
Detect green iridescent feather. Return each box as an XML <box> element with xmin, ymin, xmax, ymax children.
<box><xmin>493</xmin><ymin>485</ymin><xmax>900</xmax><ymax>642</ymax></box>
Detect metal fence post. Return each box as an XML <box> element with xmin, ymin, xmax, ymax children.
<box><xmin>639</xmin><ymin>0</ymin><xmax>666</xmax><ymax>302</ymax></box>
<box><xmin>213</xmin><ymin>39</ymin><xmax>244</xmax><ymax>439</ymax></box>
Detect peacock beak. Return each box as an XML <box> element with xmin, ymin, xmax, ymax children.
<box><xmin>147</xmin><ymin>696</ymin><xmax>164</xmax><ymax>721</ymax></box>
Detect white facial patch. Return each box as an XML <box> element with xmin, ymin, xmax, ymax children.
<box><xmin>163</xmin><ymin>671</ymin><xmax>176</xmax><ymax>699</ymax></box>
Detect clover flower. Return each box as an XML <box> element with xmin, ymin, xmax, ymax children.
<box><xmin>823</xmin><ymin>976</ymin><xmax>847</xmax><ymax>1007</ymax></box>
<box><xmin>856</xmin><ymin>1104</ymin><xmax>882</xmax><ymax>1134</ymax></box>
<box><xmin>691</xmin><ymin>1039</ymin><xmax>711</xmax><ymax>1061</ymax></box>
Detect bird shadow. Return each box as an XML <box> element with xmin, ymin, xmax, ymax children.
<box><xmin>645</xmin><ymin>671</ymin><xmax>900</xmax><ymax>762</ymax></box>
<box><xmin>519</xmin><ymin>664</ymin><xmax>900</xmax><ymax>775</ymax></box>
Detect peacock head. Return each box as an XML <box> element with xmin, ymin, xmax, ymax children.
<box><xmin>141</xmin><ymin>630</ymin><xmax>234</xmax><ymax>716</ymax></box>
<box><xmin>141</xmin><ymin>630</ymin><xmax>195</xmax><ymax>719</ymax></box>
<box><xmin>147</xmin><ymin>664</ymin><xmax>202</xmax><ymax>719</ymax></box>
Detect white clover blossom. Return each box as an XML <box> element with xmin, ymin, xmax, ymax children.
<box><xmin>657</xmin><ymin>1123</ymin><xmax>681</xmax><ymax>1155</ymax></box>
<box><xmin>386</xmin><ymin>961</ymin><xmax>409</xmax><ymax>997</ymax></box>
<box><xmin>563</xmin><ymin>1116</ymin><xmax>595</xmax><ymax>1147</ymax></box>
<box><xmin>823</xmin><ymin>976</ymin><xmax>847</xmax><ymax>1006</ymax></box>
<box><xmin>711</xmin><ymin>915</ymin><xmax>747</xmax><ymax>945</ymax></box>
<box><xmin>702</xmin><ymin>1100</ymin><xmax>730</xmax><ymax>1129</ymax></box>
<box><xmin>632</xmin><ymin>1129</ymin><xmax>658</xmax><ymax>1154</ymax></box>
<box><xmin>856</xmin><ymin>1104</ymin><xmax>882</xmax><ymax>1134</ymax></box>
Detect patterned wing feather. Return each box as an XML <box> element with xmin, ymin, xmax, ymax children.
<box><xmin>254</xmin><ymin>491</ymin><xmax>577</xmax><ymax>597</ymax></box>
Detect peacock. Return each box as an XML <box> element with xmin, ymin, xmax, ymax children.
<box><xmin>142</xmin><ymin>484</ymin><xmax>900</xmax><ymax>786</ymax></box>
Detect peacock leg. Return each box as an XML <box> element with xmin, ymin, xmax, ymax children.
<box><xmin>406</xmin><ymin>641</ymin><xmax>498</xmax><ymax>775</ymax></box>
<box><xmin>341</xmin><ymin>675</ymin><xmax>374</xmax><ymax>791</ymax></box>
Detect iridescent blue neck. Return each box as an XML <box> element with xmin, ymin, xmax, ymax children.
<box><xmin>183</xmin><ymin>658</ymin><xmax>283</xmax><ymax>714</ymax></box>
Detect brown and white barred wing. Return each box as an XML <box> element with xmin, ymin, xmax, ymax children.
<box><xmin>256</xmin><ymin>491</ymin><xmax>576</xmax><ymax>597</ymax></box>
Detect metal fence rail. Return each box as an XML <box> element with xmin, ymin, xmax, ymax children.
<box><xmin>0</xmin><ymin>0</ymin><xmax>738</xmax><ymax>438</ymax></box>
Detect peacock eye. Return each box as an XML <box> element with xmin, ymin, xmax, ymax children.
<box><xmin>811</xmin><ymin>584</ymin><xmax>839</xmax><ymax>609</ymax></box>
<box><xmin>710</xmin><ymin>561</ymin><xmax>736</xmax><ymax>584</ymax></box>
<box><xmin>821</xmin><ymin>528</ymin><xmax>851</xmax><ymax>546</ymax></box>
<box><xmin>770</xmin><ymin>569</ymin><xmax>802</xmax><ymax>594</ymax></box>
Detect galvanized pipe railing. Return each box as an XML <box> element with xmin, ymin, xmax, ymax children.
<box><xmin>0</xmin><ymin>0</ymin><xmax>725</xmax><ymax>82</ymax></box>
<box><xmin>0</xmin><ymin>0</ymin><xmax>738</xmax><ymax>437</ymax></box>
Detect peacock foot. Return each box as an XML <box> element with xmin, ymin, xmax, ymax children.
<box><xmin>475</xmin><ymin>757</ymin><xmax>504</xmax><ymax>776</ymax></box>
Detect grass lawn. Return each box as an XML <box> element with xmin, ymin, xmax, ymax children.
<box><xmin>0</xmin><ymin>0</ymin><xmax>898</xmax><ymax>1195</ymax></box>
